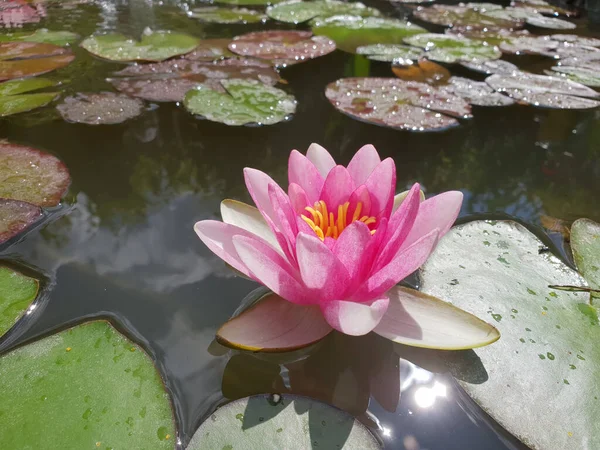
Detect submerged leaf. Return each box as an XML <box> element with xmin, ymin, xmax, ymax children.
<box><xmin>0</xmin><ymin>265</ymin><xmax>38</xmax><ymax>338</ymax></box>
<box><xmin>571</xmin><ymin>219</ymin><xmax>600</xmax><ymax>294</ymax></box>
<box><xmin>404</xmin><ymin>33</ymin><xmax>502</xmax><ymax>64</ymax></box>
<box><xmin>189</xmin><ymin>6</ymin><xmax>267</xmax><ymax>24</ymax></box>
<box><xmin>392</xmin><ymin>59</ymin><xmax>451</xmax><ymax>85</ymax></box>
<box><xmin>267</xmin><ymin>0</ymin><xmax>380</xmax><ymax>24</ymax></box>
<box><xmin>57</xmin><ymin>92</ymin><xmax>144</xmax><ymax>125</ymax></box>
<box><xmin>0</xmin><ymin>199</ymin><xmax>42</xmax><ymax>245</ymax></box>
<box><xmin>0</xmin><ymin>42</ymin><xmax>73</xmax><ymax>81</ymax></box>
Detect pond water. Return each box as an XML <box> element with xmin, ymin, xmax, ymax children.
<box><xmin>2</xmin><ymin>0</ymin><xmax>600</xmax><ymax>449</ymax></box>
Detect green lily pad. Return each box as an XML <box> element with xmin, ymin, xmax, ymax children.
<box><xmin>0</xmin><ymin>42</ymin><xmax>74</xmax><ymax>82</ymax></box>
<box><xmin>57</xmin><ymin>92</ymin><xmax>144</xmax><ymax>125</ymax></box>
<box><xmin>547</xmin><ymin>66</ymin><xmax>600</xmax><ymax>87</ymax></box>
<box><xmin>184</xmin><ymin>79</ymin><xmax>296</xmax><ymax>126</ymax></box>
<box><xmin>356</xmin><ymin>43</ymin><xmax>424</xmax><ymax>62</ymax></box>
<box><xmin>217</xmin><ymin>0</ymin><xmax>283</xmax><ymax>5</ymax></box>
<box><xmin>325</xmin><ymin>77</ymin><xmax>471</xmax><ymax>132</ymax></box>
<box><xmin>0</xmin><ymin>29</ymin><xmax>79</xmax><ymax>46</ymax></box>
<box><xmin>481</xmin><ymin>5</ymin><xmax>575</xmax><ymax>29</ymax></box>
<box><xmin>0</xmin><ymin>141</ymin><xmax>70</xmax><ymax>207</ymax></box>
<box><xmin>460</xmin><ymin>59</ymin><xmax>519</xmax><ymax>75</ymax></box>
<box><xmin>267</xmin><ymin>0</ymin><xmax>380</xmax><ymax>24</ymax></box>
<box><xmin>413</xmin><ymin>4</ymin><xmax>524</xmax><ymax>32</ymax></box>
<box><xmin>0</xmin><ymin>199</ymin><xmax>42</xmax><ymax>245</ymax></box>
<box><xmin>420</xmin><ymin>220</ymin><xmax>598</xmax><ymax>450</ymax></box>
<box><xmin>510</xmin><ymin>0</ymin><xmax>578</xmax><ymax>18</ymax></box>
<box><xmin>0</xmin><ymin>320</ymin><xmax>176</xmax><ymax>449</ymax></box>
<box><xmin>80</xmin><ymin>30</ymin><xmax>200</xmax><ymax>62</ymax></box>
<box><xmin>187</xmin><ymin>394</ymin><xmax>380</xmax><ymax>449</ymax></box>
<box><xmin>312</xmin><ymin>16</ymin><xmax>427</xmax><ymax>53</ymax></box>
<box><xmin>498</xmin><ymin>34</ymin><xmax>558</xmax><ymax>55</ymax></box>
<box><xmin>0</xmin><ymin>78</ymin><xmax>59</xmax><ymax>116</ymax></box>
<box><xmin>228</xmin><ymin>30</ymin><xmax>335</xmax><ymax>67</ymax></box>
<box><xmin>486</xmin><ymin>71</ymin><xmax>600</xmax><ymax>109</ymax></box>
<box><xmin>442</xmin><ymin>77</ymin><xmax>515</xmax><ymax>106</ymax></box>
<box><xmin>189</xmin><ymin>6</ymin><xmax>267</xmax><ymax>24</ymax></box>
<box><xmin>571</xmin><ymin>219</ymin><xmax>600</xmax><ymax>295</ymax></box>
<box><xmin>0</xmin><ymin>264</ymin><xmax>38</xmax><ymax>338</ymax></box>
<box><xmin>404</xmin><ymin>33</ymin><xmax>502</xmax><ymax>64</ymax></box>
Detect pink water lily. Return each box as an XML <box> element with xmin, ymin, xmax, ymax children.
<box><xmin>196</xmin><ymin>144</ymin><xmax>499</xmax><ymax>350</ymax></box>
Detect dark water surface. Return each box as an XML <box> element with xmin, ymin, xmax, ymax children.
<box><xmin>2</xmin><ymin>0</ymin><xmax>600</xmax><ymax>449</ymax></box>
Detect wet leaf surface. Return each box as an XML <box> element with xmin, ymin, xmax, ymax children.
<box><xmin>266</xmin><ymin>0</ymin><xmax>380</xmax><ymax>24</ymax></box>
<box><xmin>413</xmin><ymin>4</ymin><xmax>523</xmax><ymax>31</ymax></box>
<box><xmin>421</xmin><ymin>220</ymin><xmax>599</xmax><ymax>450</ymax></box>
<box><xmin>0</xmin><ymin>264</ymin><xmax>39</xmax><ymax>337</ymax></box>
<box><xmin>442</xmin><ymin>76</ymin><xmax>515</xmax><ymax>106</ymax></box>
<box><xmin>217</xmin><ymin>0</ymin><xmax>284</xmax><ymax>4</ymax></box>
<box><xmin>510</xmin><ymin>0</ymin><xmax>578</xmax><ymax>18</ymax></box>
<box><xmin>184</xmin><ymin>79</ymin><xmax>296</xmax><ymax>126</ymax></box>
<box><xmin>0</xmin><ymin>320</ymin><xmax>176</xmax><ymax>449</ymax></box>
<box><xmin>184</xmin><ymin>38</ymin><xmax>235</xmax><ymax>61</ymax></box>
<box><xmin>57</xmin><ymin>92</ymin><xmax>144</xmax><ymax>125</ymax></box>
<box><xmin>189</xmin><ymin>6</ymin><xmax>267</xmax><ymax>24</ymax></box>
<box><xmin>312</xmin><ymin>16</ymin><xmax>427</xmax><ymax>53</ymax></box>
<box><xmin>0</xmin><ymin>199</ymin><xmax>42</xmax><ymax>245</ymax></box>
<box><xmin>0</xmin><ymin>78</ymin><xmax>59</xmax><ymax>117</ymax></box>
<box><xmin>392</xmin><ymin>59</ymin><xmax>451</xmax><ymax>85</ymax></box>
<box><xmin>498</xmin><ymin>34</ymin><xmax>558</xmax><ymax>55</ymax></box>
<box><xmin>461</xmin><ymin>59</ymin><xmax>519</xmax><ymax>75</ymax></box>
<box><xmin>571</xmin><ymin>219</ymin><xmax>600</xmax><ymax>293</ymax></box>
<box><xmin>526</xmin><ymin>15</ymin><xmax>576</xmax><ymax>29</ymax></box>
<box><xmin>547</xmin><ymin>65</ymin><xmax>600</xmax><ymax>87</ymax></box>
<box><xmin>80</xmin><ymin>30</ymin><xmax>200</xmax><ymax>62</ymax></box>
<box><xmin>0</xmin><ymin>141</ymin><xmax>70</xmax><ymax>207</ymax></box>
<box><xmin>0</xmin><ymin>42</ymin><xmax>73</xmax><ymax>81</ymax></box>
<box><xmin>229</xmin><ymin>30</ymin><xmax>335</xmax><ymax>66</ymax></box>
<box><xmin>551</xmin><ymin>34</ymin><xmax>600</xmax><ymax>47</ymax></box>
<box><xmin>356</xmin><ymin>43</ymin><xmax>424</xmax><ymax>62</ymax></box>
<box><xmin>0</xmin><ymin>29</ymin><xmax>79</xmax><ymax>46</ymax></box>
<box><xmin>325</xmin><ymin>77</ymin><xmax>471</xmax><ymax>132</ymax></box>
<box><xmin>405</xmin><ymin>33</ymin><xmax>502</xmax><ymax>64</ymax></box>
<box><xmin>481</xmin><ymin>5</ymin><xmax>575</xmax><ymax>29</ymax></box>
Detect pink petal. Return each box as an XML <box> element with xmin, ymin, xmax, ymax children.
<box><xmin>288</xmin><ymin>183</ymin><xmax>310</xmax><ymax>215</ymax></box>
<box><xmin>347</xmin><ymin>185</ymin><xmax>372</xmax><ymax>219</ymax></box>
<box><xmin>217</xmin><ymin>292</ymin><xmax>332</xmax><ymax>351</ymax></box>
<box><xmin>321</xmin><ymin>297</ymin><xmax>389</xmax><ymax>336</ymax></box>
<box><xmin>296</xmin><ymin>232</ymin><xmax>350</xmax><ymax>301</ymax></box>
<box><xmin>392</xmin><ymin>188</ymin><xmax>425</xmax><ymax>213</ymax></box>
<box><xmin>244</xmin><ymin>168</ymin><xmax>288</xmax><ymax>225</ymax></box>
<box><xmin>356</xmin><ymin>228</ymin><xmax>439</xmax><ymax>300</ymax></box>
<box><xmin>401</xmin><ymin>191</ymin><xmax>463</xmax><ymax>251</ymax></box>
<box><xmin>233</xmin><ymin>235</ymin><xmax>312</xmax><ymax>304</ymax></box>
<box><xmin>334</xmin><ymin>221</ymin><xmax>374</xmax><ymax>292</ymax></box>
<box><xmin>288</xmin><ymin>150</ymin><xmax>324</xmax><ymax>204</ymax></box>
<box><xmin>364</xmin><ymin>158</ymin><xmax>396</xmax><ymax>218</ymax></box>
<box><xmin>306</xmin><ymin>143</ymin><xmax>336</xmax><ymax>178</ymax></box>
<box><xmin>268</xmin><ymin>183</ymin><xmax>298</xmax><ymax>264</ymax></box>
<box><xmin>220</xmin><ymin>199</ymin><xmax>281</xmax><ymax>253</ymax></box>
<box><xmin>347</xmin><ymin>144</ymin><xmax>381</xmax><ymax>186</ymax></box>
<box><xmin>320</xmin><ymin>165</ymin><xmax>354</xmax><ymax>208</ymax></box>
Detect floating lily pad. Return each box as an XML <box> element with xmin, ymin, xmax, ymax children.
<box><xmin>189</xmin><ymin>6</ymin><xmax>267</xmax><ymax>24</ymax></box>
<box><xmin>392</xmin><ymin>60</ymin><xmax>451</xmax><ymax>85</ymax></box>
<box><xmin>498</xmin><ymin>34</ymin><xmax>558</xmax><ymax>55</ymax></box>
<box><xmin>0</xmin><ymin>78</ymin><xmax>59</xmax><ymax>116</ymax></box>
<box><xmin>185</xmin><ymin>39</ymin><xmax>235</xmax><ymax>61</ymax></box>
<box><xmin>0</xmin><ymin>29</ymin><xmax>79</xmax><ymax>46</ymax></box>
<box><xmin>184</xmin><ymin>79</ymin><xmax>296</xmax><ymax>126</ymax></box>
<box><xmin>217</xmin><ymin>0</ymin><xmax>283</xmax><ymax>4</ymax></box>
<box><xmin>481</xmin><ymin>5</ymin><xmax>575</xmax><ymax>29</ymax></box>
<box><xmin>545</xmin><ymin>45</ymin><xmax>600</xmax><ymax>61</ymax></box>
<box><xmin>442</xmin><ymin>76</ymin><xmax>515</xmax><ymax>106</ymax></box>
<box><xmin>0</xmin><ymin>141</ymin><xmax>70</xmax><ymax>207</ymax></box>
<box><xmin>0</xmin><ymin>199</ymin><xmax>42</xmax><ymax>245</ymax></box>
<box><xmin>188</xmin><ymin>394</ymin><xmax>380</xmax><ymax>449</ymax></box>
<box><xmin>413</xmin><ymin>5</ymin><xmax>523</xmax><ymax>32</ymax></box>
<box><xmin>312</xmin><ymin>16</ymin><xmax>427</xmax><ymax>53</ymax></box>
<box><xmin>356</xmin><ymin>43</ymin><xmax>423</xmax><ymax>62</ymax></box>
<box><xmin>229</xmin><ymin>30</ymin><xmax>335</xmax><ymax>66</ymax></box>
<box><xmin>420</xmin><ymin>220</ymin><xmax>598</xmax><ymax>450</ymax></box>
<box><xmin>461</xmin><ymin>59</ymin><xmax>518</xmax><ymax>74</ymax></box>
<box><xmin>57</xmin><ymin>92</ymin><xmax>144</xmax><ymax>125</ymax></box>
<box><xmin>0</xmin><ymin>320</ymin><xmax>176</xmax><ymax>449</ymax></box>
<box><xmin>267</xmin><ymin>0</ymin><xmax>380</xmax><ymax>24</ymax></box>
<box><xmin>571</xmin><ymin>219</ymin><xmax>600</xmax><ymax>294</ymax></box>
<box><xmin>0</xmin><ymin>42</ymin><xmax>74</xmax><ymax>81</ymax></box>
<box><xmin>405</xmin><ymin>33</ymin><xmax>502</xmax><ymax>64</ymax></box>
<box><xmin>448</xmin><ymin>28</ymin><xmax>531</xmax><ymax>47</ymax></box>
<box><xmin>486</xmin><ymin>71</ymin><xmax>600</xmax><ymax>109</ymax></box>
<box><xmin>526</xmin><ymin>15</ymin><xmax>576</xmax><ymax>29</ymax></box>
<box><xmin>325</xmin><ymin>77</ymin><xmax>471</xmax><ymax>132</ymax></box>
<box><xmin>551</xmin><ymin>34</ymin><xmax>600</xmax><ymax>47</ymax></box>
<box><xmin>547</xmin><ymin>66</ymin><xmax>600</xmax><ymax>87</ymax></box>
<box><xmin>80</xmin><ymin>30</ymin><xmax>200</xmax><ymax>62</ymax></box>
<box><xmin>511</xmin><ymin>0</ymin><xmax>577</xmax><ymax>18</ymax></box>
<box><xmin>0</xmin><ymin>264</ymin><xmax>38</xmax><ymax>338</ymax></box>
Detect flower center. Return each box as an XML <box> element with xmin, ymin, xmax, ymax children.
<box><xmin>301</xmin><ymin>200</ymin><xmax>376</xmax><ymax>241</ymax></box>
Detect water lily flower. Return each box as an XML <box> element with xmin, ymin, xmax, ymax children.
<box><xmin>195</xmin><ymin>144</ymin><xmax>499</xmax><ymax>351</ymax></box>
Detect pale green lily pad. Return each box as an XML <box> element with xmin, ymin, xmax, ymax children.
<box><xmin>0</xmin><ymin>320</ymin><xmax>176</xmax><ymax>449</ymax></box>
<box><xmin>0</xmin><ymin>29</ymin><xmax>79</xmax><ymax>46</ymax></box>
<box><xmin>420</xmin><ymin>220</ymin><xmax>598</xmax><ymax>450</ymax></box>
<box><xmin>80</xmin><ymin>30</ymin><xmax>200</xmax><ymax>62</ymax></box>
<box><xmin>0</xmin><ymin>265</ymin><xmax>38</xmax><ymax>339</ymax></box>
<box><xmin>0</xmin><ymin>78</ymin><xmax>59</xmax><ymax>117</ymax></box>
<box><xmin>312</xmin><ymin>16</ymin><xmax>426</xmax><ymax>53</ymax></box>
<box><xmin>184</xmin><ymin>79</ymin><xmax>296</xmax><ymax>126</ymax></box>
<box><xmin>267</xmin><ymin>0</ymin><xmax>380</xmax><ymax>24</ymax></box>
<box><xmin>571</xmin><ymin>219</ymin><xmax>600</xmax><ymax>295</ymax></box>
<box><xmin>356</xmin><ymin>44</ymin><xmax>423</xmax><ymax>62</ymax></box>
<box><xmin>405</xmin><ymin>33</ymin><xmax>502</xmax><ymax>64</ymax></box>
<box><xmin>189</xmin><ymin>7</ymin><xmax>267</xmax><ymax>24</ymax></box>
<box><xmin>187</xmin><ymin>394</ymin><xmax>380</xmax><ymax>449</ymax></box>
<box><xmin>413</xmin><ymin>4</ymin><xmax>523</xmax><ymax>31</ymax></box>
<box><xmin>547</xmin><ymin>66</ymin><xmax>600</xmax><ymax>87</ymax></box>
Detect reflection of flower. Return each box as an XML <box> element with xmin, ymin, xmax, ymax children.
<box><xmin>195</xmin><ymin>144</ymin><xmax>462</xmax><ymax>335</ymax></box>
<box><xmin>0</xmin><ymin>1</ymin><xmax>45</xmax><ymax>28</ymax></box>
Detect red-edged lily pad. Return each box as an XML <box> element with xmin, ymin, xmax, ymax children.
<box><xmin>0</xmin><ymin>42</ymin><xmax>74</xmax><ymax>81</ymax></box>
<box><xmin>442</xmin><ymin>76</ymin><xmax>515</xmax><ymax>106</ymax></box>
<box><xmin>0</xmin><ymin>141</ymin><xmax>70</xmax><ymax>207</ymax></box>
<box><xmin>57</xmin><ymin>92</ymin><xmax>144</xmax><ymax>125</ymax></box>
<box><xmin>228</xmin><ymin>30</ymin><xmax>335</xmax><ymax>67</ymax></box>
<box><xmin>413</xmin><ymin>4</ymin><xmax>524</xmax><ymax>32</ymax></box>
<box><xmin>0</xmin><ymin>198</ymin><xmax>42</xmax><ymax>245</ymax></box>
<box><xmin>325</xmin><ymin>77</ymin><xmax>472</xmax><ymax>132</ymax></box>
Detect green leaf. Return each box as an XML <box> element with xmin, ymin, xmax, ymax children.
<box><xmin>571</xmin><ymin>219</ymin><xmax>600</xmax><ymax>295</ymax></box>
<box><xmin>267</xmin><ymin>0</ymin><xmax>380</xmax><ymax>24</ymax></box>
<box><xmin>420</xmin><ymin>220</ymin><xmax>599</xmax><ymax>450</ymax></box>
<box><xmin>404</xmin><ymin>33</ymin><xmax>502</xmax><ymax>64</ymax></box>
<box><xmin>413</xmin><ymin>4</ymin><xmax>524</xmax><ymax>31</ymax></box>
<box><xmin>184</xmin><ymin>79</ymin><xmax>296</xmax><ymax>126</ymax></box>
<box><xmin>217</xmin><ymin>0</ymin><xmax>283</xmax><ymax>5</ymax></box>
<box><xmin>0</xmin><ymin>79</ymin><xmax>59</xmax><ymax>117</ymax></box>
<box><xmin>0</xmin><ymin>29</ymin><xmax>79</xmax><ymax>46</ymax></box>
<box><xmin>0</xmin><ymin>42</ymin><xmax>74</xmax><ymax>82</ymax></box>
<box><xmin>356</xmin><ymin>43</ymin><xmax>423</xmax><ymax>62</ymax></box>
<box><xmin>0</xmin><ymin>320</ymin><xmax>176</xmax><ymax>449</ymax></box>
<box><xmin>80</xmin><ymin>30</ymin><xmax>200</xmax><ymax>62</ymax></box>
<box><xmin>189</xmin><ymin>7</ymin><xmax>267</xmax><ymax>24</ymax></box>
<box><xmin>187</xmin><ymin>394</ymin><xmax>380</xmax><ymax>449</ymax></box>
<box><xmin>547</xmin><ymin>66</ymin><xmax>600</xmax><ymax>88</ymax></box>
<box><xmin>0</xmin><ymin>265</ymin><xmax>38</xmax><ymax>339</ymax></box>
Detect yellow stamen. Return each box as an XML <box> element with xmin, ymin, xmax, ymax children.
<box><xmin>352</xmin><ymin>202</ymin><xmax>363</xmax><ymax>222</ymax></box>
<box><xmin>301</xmin><ymin>200</ymin><xmax>377</xmax><ymax>241</ymax></box>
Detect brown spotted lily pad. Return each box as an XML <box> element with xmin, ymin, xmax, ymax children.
<box><xmin>0</xmin><ymin>199</ymin><xmax>42</xmax><ymax>244</ymax></box>
<box><xmin>0</xmin><ymin>42</ymin><xmax>74</xmax><ymax>82</ymax></box>
<box><xmin>413</xmin><ymin>4</ymin><xmax>523</xmax><ymax>32</ymax></box>
<box><xmin>0</xmin><ymin>141</ymin><xmax>70</xmax><ymax>207</ymax></box>
<box><xmin>442</xmin><ymin>76</ymin><xmax>515</xmax><ymax>106</ymax></box>
<box><xmin>57</xmin><ymin>92</ymin><xmax>144</xmax><ymax>125</ymax></box>
<box><xmin>486</xmin><ymin>71</ymin><xmax>600</xmax><ymax>109</ymax></box>
<box><xmin>325</xmin><ymin>77</ymin><xmax>472</xmax><ymax>132</ymax></box>
<box><xmin>228</xmin><ymin>30</ymin><xmax>335</xmax><ymax>67</ymax></box>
